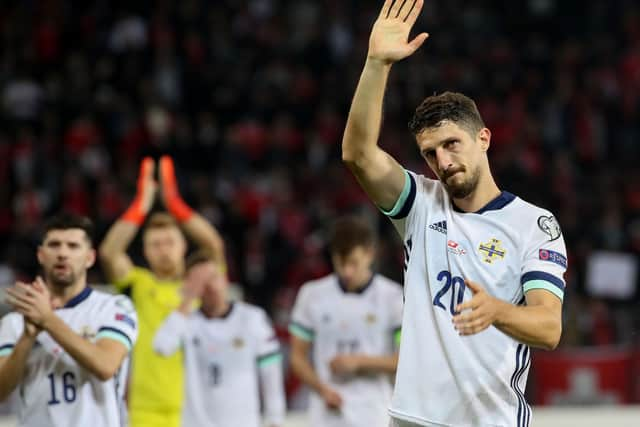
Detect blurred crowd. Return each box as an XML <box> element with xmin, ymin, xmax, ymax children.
<box><xmin>1</xmin><ymin>0</ymin><xmax>639</xmax><ymax>348</ymax></box>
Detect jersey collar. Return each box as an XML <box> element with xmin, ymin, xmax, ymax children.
<box><xmin>63</xmin><ymin>287</ymin><xmax>92</xmax><ymax>308</ymax></box>
<box><xmin>453</xmin><ymin>191</ymin><xmax>516</xmax><ymax>214</ymax></box>
<box><xmin>337</xmin><ymin>274</ymin><xmax>375</xmax><ymax>295</ymax></box>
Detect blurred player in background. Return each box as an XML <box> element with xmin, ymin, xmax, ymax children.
<box><xmin>341</xmin><ymin>1</ymin><xmax>567</xmax><ymax>426</ymax></box>
<box><xmin>289</xmin><ymin>215</ymin><xmax>403</xmax><ymax>427</ymax></box>
<box><xmin>0</xmin><ymin>214</ymin><xmax>137</xmax><ymax>427</ymax></box>
<box><xmin>153</xmin><ymin>250</ymin><xmax>285</xmax><ymax>427</ymax></box>
<box><xmin>99</xmin><ymin>156</ymin><xmax>224</xmax><ymax>427</ymax></box>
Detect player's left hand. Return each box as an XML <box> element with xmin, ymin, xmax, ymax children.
<box><xmin>452</xmin><ymin>279</ymin><xmax>504</xmax><ymax>335</ymax></box>
<box><xmin>6</xmin><ymin>277</ymin><xmax>59</xmax><ymax>329</ymax></box>
<box><xmin>329</xmin><ymin>354</ymin><xmax>361</xmax><ymax>376</ymax></box>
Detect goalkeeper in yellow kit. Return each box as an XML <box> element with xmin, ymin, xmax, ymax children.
<box><xmin>99</xmin><ymin>156</ymin><xmax>224</xmax><ymax>427</ymax></box>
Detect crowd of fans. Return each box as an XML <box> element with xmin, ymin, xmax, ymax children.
<box><xmin>1</xmin><ymin>0</ymin><xmax>639</xmax><ymax>348</ymax></box>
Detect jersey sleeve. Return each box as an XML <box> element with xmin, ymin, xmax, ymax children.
<box><xmin>521</xmin><ymin>213</ymin><xmax>568</xmax><ymax>301</ymax></box>
<box><xmin>380</xmin><ymin>170</ymin><xmax>440</xmax><ymax>240</ymax></box>
<box><xmin>255</xmin><ymin>309</ymin><xmax>281</xmax><ymax>365</ymax></box>
<box><xmin>112</xmin><ymin>266</ymin><xmax>150</xmax><ymax>293</ymax></box>
<box><xmin>0</xmin><ymin>314</ymin><xmax>19</xmax><ymax>357</ymax></box>
<box><xmin>288</xmin><ymin>285</ymin><xmax>315</xmax><ymax>342</ymax></box>
<box><xmin>95</xmin><ymin>295</ymin><xmax>139</xmax><ymax>352</ymax></box>
<box><xmin>153</xmin><ymin>311</ymin><xmax>190</xmax><ymax>357</ymax></box>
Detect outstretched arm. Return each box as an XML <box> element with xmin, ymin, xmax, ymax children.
<box><xmin>159</xmin><ymin>156</ymin><xmax>226</xmax><ymax>266</ymax></box>
<box><xmin>99</xmin><ymin>157</ymin><xmax>156</xmax><ymax>282</ymax></box>
<box><xmin>342</xmin><ymin>0</ymin><xmax>428</xmax><ymax>211</ymax></box>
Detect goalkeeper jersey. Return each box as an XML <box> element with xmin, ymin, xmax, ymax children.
<box><xmin>113</xmin><ymin>267</ymin><xmax>183</xmax><ymax>415</ymax></box>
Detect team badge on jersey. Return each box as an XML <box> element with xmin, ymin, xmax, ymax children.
<box><xmin>537</xmin><ymin>215</ymin><xmax>562</xmax><ymax>241</ymax></box>
<box><xmin>365</xmin><ymin>313</ymin><xmax>377</xmax><ymax>324</ymax></box>
<box><xmin>478</xmin><ymin>238</ymin><xmax>506</xmax><ymax>264</ymax></box>
<box><xmin>232</xmin><ymin>337</ymin><xmax>244</xmax><ymax>348</ymax></box>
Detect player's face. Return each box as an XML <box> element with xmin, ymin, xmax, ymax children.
<box><xmin>193</xmin><ymin>262</ymin><xmax>228</xmax><ymax>307</ymax></box>
<box><xmin>143</xmin><ymin>226</ymin><xmax>187</xmax><ymax>277</ymax></box>
<box><xmin>416</xmin><ymin>121</ymin><xmax>490</xmax><ymax>199</ymax></box>
<box><xmin>37</xmin><ymin>229</ymin><xmax>95</xmax><ymax>288</ymax></box>
<box><xmin>332</xmin><ymin>245</ymin><xmax>375</xmax><ymax>288</ymax></box>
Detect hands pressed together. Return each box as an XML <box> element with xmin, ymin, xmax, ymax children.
<box><xmin>4</xmin><ymin>277</ymin><xmax>62</xmax><ymax>338</ymax></box>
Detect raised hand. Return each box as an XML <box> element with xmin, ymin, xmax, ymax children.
<box><xmin>159</xmin><ymin>155</ymin><xmax>194</xmax><ymax>222</ymax></box>
<box><xmin>137</xmin><ymin>157</ymin><xmax>157</xmax><ymax>214</ymax></box>
<box><xmin>368</xmin><ymin>0</ymin><xmax>429</xmax><ymax>65</ymax></box>
<box><xmin>122</xmin><ymin>157</ymin><xmax>157</xmax><ymax>225</ymax></box>
<box><xmin>6</xmin><ymin>278</ymin><xmax>58</xmax><ymax>331</ymax></box>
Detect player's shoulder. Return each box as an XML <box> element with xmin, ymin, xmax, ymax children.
<box><xmin>373</xmin><ymin>274</ymin><xmax>403</xmax><ymax>291</ymax></box>
<box><xmin>88</xmin><ymin>288</ymin><xmax>136</xmax><ymax>313</ymax></box>
<box><xmin>0</xmin><ymin>311</ymin><xmax>23</xmax><ymax>329</ymax></box>
<box><xmin>508</xmin><ymin>195</ymin><xmax>561</xmax><ymax>236</ymax></box>
<box><xmin>371</xmin><ymin>275</ymin><xmax>404</xmax><ymax>300</ymax></box>
<box><xmin>297</xmin><ymin>274</ymin><xmax>338</xmax><ymax>298</ymax></box>
<box><xmin>235</xmin><ymin>301</ymin><xmax>267</xmax><ymax>318</ymax></box>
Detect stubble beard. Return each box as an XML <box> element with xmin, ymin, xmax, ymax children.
<box><xmin>443</xmin><ymin>166</ymin><xmax>481</xmax><ymax>199</ymax></box>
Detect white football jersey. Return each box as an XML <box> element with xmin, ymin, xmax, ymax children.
<box><xmin>0</xmin><ymin>287</ymin><xmax>138</xmax><ymax>427</ymax></box>
<box><xmin>153</xmin><ymin>301</ymin><xmax>284</xmax><ymax>427</ymax></box>
<box><xmin>289</xmin><ymin>273</ymin><xmax>404</xmax><ymax>427</ymax></box>
<box><xmin>384</xmin><ymin>171</ymin><xmax>567</xmax><ymax>427</ymax></box>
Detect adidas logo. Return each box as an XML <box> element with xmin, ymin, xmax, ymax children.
<box><xmin>429</xmin><ymin>220</ymin><xmax>447</xmax><ymax>234</ymax></box>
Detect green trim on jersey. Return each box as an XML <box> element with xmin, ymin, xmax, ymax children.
<box><xmin>0</xmin><ymin>346</ymin><xmax>13</xmax><ymax>357</ymax></box>
<box><xmin>523</xmin><ymin>280</ymin><xmax>564</xmax><ymax>301</ymax></box>
<box><xmin>289</xmin><ymin>322</ymin><xmax>314</xmax><ymax>341</ymax></box>
<box><xmin>381</xmin><ymin>170</ymin><xmax>411</xmax><ymax>216</ymax></box>
<box><xmin>393</xmin><ymin>328</ymin><xmax>402</xmax><ymax>347</ymax></box>
<box><xmin>96</xmin><ymin>330</ymin><xmax>133</xmax><ymax>351</ymax></box>
<box><xmin>257</xmin><ymin>351</ymin><xmax>282</xmax><ymax>367</ymax></box>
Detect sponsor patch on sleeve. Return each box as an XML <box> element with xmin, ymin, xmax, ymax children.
<box><xmin>115</xmin><ymin>313</ymin><xmax>136</xmax><ymax>329</ymax></box>
<box><xmin>538</xmin><ymin>249</ymin><xmax>567</xmax><ymax>268</ymax></box>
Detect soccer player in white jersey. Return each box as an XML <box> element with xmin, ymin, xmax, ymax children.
<box><xmin>341</xmin><ymin>1</ymin><xmax>567</xmax><ymax>426</ymax></box>
<box><xmin>153</xmin><ymin>250</ymin><xmax>286</xmax><ymax>427</ymax></box>
<box><xmin>0</xmin><ymin>214</ymin><xmax>138</xmax><ymax>427</ymax></box>
<box><xmin>289</xmin><ymin>216</ymin><xmax>404</xmax><ymax>427</ymax></box>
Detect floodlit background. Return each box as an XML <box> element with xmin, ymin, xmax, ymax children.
<box><xmin>0</xmin><ymin>0</ymin><xmax>639</xmax><ymax>425</ymax></box>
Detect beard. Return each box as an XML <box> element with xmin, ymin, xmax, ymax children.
<box><xmin>46</xmin><ymin>268</ymin><xmax>77</xmax><ymax>288</ymax></box>
<box><xmin>441</xmin><ymin>166</ymin><xmax>481</xmax><ymax>199</ymax></box>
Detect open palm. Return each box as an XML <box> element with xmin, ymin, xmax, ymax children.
<box><xmin>369</xmin><ymin>0</ymin><xmax>428</xmax><ymax>64</ymax></box>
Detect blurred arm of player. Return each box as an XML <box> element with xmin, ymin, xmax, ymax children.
<box><xmin>453</xmin><ymin>280</ymin><xmax>562</xmax><ymax>350</ymax></box>
<box><xmin>0</xmin><ymin>283</ymin><xmax>45</xmax><ymax>401</ymax></box>
<box><xmin>6</xmin><ymin>278</ymin><xmax>129</xmax><ymax>381</ymax></box>
<box><xmin>152</xmin><ymin>270</ymin><xmax>204</xmax><ymax>356</ymax></box>
<box><xmin>290</xmin><ymin>336</ymin><xmax>343</xmax><ymax>410</ymax></box>
<box><xmin>342</xmin><ymin>0</ymin><xmax>429</xmax><ymax>211</ymax></box>
<box><xmin>99</xmin><ymin>157</ymin><xmax>156</xmax><ymax>282</ymax></box>
<box><xmin>159</xmin><ymin>156</ymin><xmax>226</xmax><ymax>267</ymax></box>
<box><xmin>329</xmin><ymin>352</ymin><xmax>398</xmax><ymax>377</ymax></box>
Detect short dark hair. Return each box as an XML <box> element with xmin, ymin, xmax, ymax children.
<box><xmin>43</xmin><ymin>213</ymin><xmax>94</xmax><ymax>245</ymax></box>
<box><xmin>408</xmin><ymin>91</ymin><xmax>485</xmax><ymax>137</ymax></box>
<box><xmin>328</xmin><ymin>216</ymin><xmax>376</xmax><ymax>257</ymax></box>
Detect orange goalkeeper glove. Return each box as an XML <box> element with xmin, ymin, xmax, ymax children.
<box><xmin>159</xmin><ymin>155</ymin><xmax>194</xmax><ymax>223</ymax></box>
<box><xmin>121</xmin><ymin>157</ymin><xmax>156</xmax><ymax>225</ymax></box>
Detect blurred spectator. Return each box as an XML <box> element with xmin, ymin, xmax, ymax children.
<box><xmin>0</xmin><ymin>0</ymin><xmax>637</xmax><ymax>353</ymax></box>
